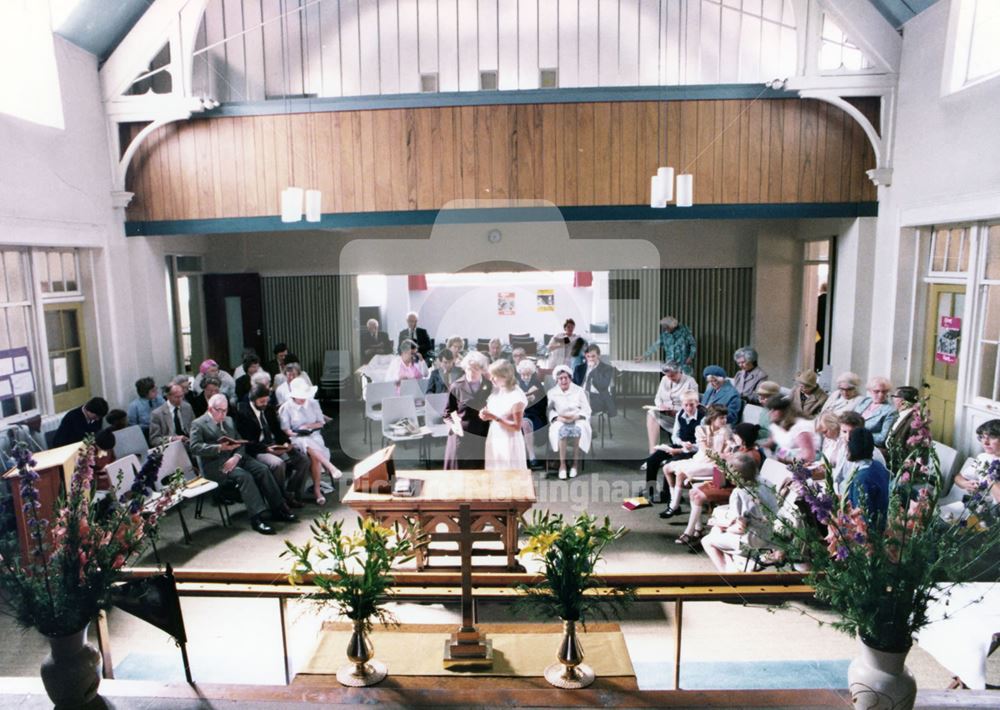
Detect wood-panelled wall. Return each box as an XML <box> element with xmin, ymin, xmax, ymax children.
<box><xmin>124</xmin><ymin>98</ymin><xmax>878</xmax><ymax>222</ymax></box>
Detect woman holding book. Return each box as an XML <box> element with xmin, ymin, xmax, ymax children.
<box><xmin>279</xmin><ymin>378</ymin><xmax>341</xmax><ymax>505</ymax></box>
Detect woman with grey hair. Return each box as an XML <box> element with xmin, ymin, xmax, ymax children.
<box><xmin>444</xmin><ymin>351</ymin><xmax>493</xmax><ymax>469</ymax></box>
<box><xmin>821</xmin><ymin>372</ymin><xmax>864</xmax><ymax>415</ymax></box>
<box><xmin>636</xmin><ymin>316</ymin><xmax>697</xmax><ymax>375</ymax></box>
<box><xmin>546</xmin><ymin>365</ymin><xmax>592</xmax><ymax>479</ymax></box>
<box><xmin>732</xmin><ymin>347</ymin><xmax>768</xmax><ymax>404</ymax></box>
<box><xmin>854</xmin><ymin>376</ymin><xmax>897</xmax><ymax>447</ymax></box>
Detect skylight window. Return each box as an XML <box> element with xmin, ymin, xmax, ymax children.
<box><xmin>0</xmin><ymin>1</ymin><xmax>64</xmax><ymax>129</ymax></box>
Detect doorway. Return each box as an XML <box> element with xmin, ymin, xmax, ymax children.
<box><xmin>202</xmin><ymin>273</ymin><xmax>265</xmax><ymax>372</ymax></box>
<box><xmin>922</xmin><ymin>284</ymin><xmax>965</xmax><ymax>445</ymax></box>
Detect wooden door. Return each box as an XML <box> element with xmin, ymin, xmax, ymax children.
<box><xmin>922</xmin><ymin>284</ymin><xmax>965</xmax><ymax>445</ymax></box>
<box><xmin>202</xmin><ymin>274</ymin><xmax>265</xmax><ymax>372</ymax></box>
<box><xmin>44</xmin><ymin>303</ymin><xmax>90</xmax><ymax>412</ymax></box>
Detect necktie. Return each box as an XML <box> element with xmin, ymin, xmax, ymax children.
<box><xmin>258</xmin><ymin>409</ymin><xmax>270</xmax><ymax>444</ymax></box>
<box><xmin>173</xmin><ymin>406</ymin><xmax>184</xmax><ymax>435</ymax></box>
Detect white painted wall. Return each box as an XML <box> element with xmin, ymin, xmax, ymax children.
<box><xmin>862</xmin><ymin>0</ymin><xmax>1000</xmax><ymax>454</ymax></box>
<box><xmin>0</xmin><ymin>36</ymin><xmax>206</xmax><ymax>418</ymax></box>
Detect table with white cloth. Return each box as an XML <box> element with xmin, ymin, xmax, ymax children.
<box><xmin>356</xmin><ymin>354</ymin><xmax>394</xmax><ymax>396</ymax></box>
<box><xmin>609</xmin><ymin>359</ymin><xmax>662</xmax><ymax>418</ymax></box>
<box><xmin>916</xmin><ymin>582</ymin><xmax>1000</xmax><ymax>689</ymax></box>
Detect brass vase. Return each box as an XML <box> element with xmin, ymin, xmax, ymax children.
<box><xmin>336</xmin><ymin>619</ymin><xmax>387</xmax><ymax>687</ymax></box>
<box><xmin>544</xmin><ymin>618</ymin><xmax>595</xmax><ymax>689</ymax></box>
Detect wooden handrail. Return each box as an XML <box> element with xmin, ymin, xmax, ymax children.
<box><xmin>124</xmin><ymin>567</ymin><xmax>810</xmax><ymax>589</ymax></box>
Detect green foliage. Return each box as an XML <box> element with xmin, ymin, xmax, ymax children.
<box><xmin>282</xmin><ymin>515</ymin><xmax>423</xmax><ymax>633</ymax></box>
<box><xmin>712</xmin><ymin>400</ymin><xmax>1000</xmax><ymax>653</ymax></box>
<box><xmin>514</xmin><ymin>510</ymin><xmax>632</xmax><ymax>625</ymax></box>
<box><xmin>0</xmin><ymin>439</ymin><xmax>181</xmax><ymax>637</ymax></box>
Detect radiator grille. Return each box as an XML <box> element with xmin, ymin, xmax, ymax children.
<box><xmin>610</xmin><ymin>268</ymin><xmax>754</xmax><ymax>395</ymax></box>
<box><xmin>260</xmin><ymin>275</ymin><xmax>359</xmax><ymax>380</ymax></box>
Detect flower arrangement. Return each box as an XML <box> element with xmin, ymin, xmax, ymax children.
<box><xmin>283</xmin><ymin>515</ymin><xmax>423</xmax><ymax>633</ymax></box>
<box><xmin>0</xmin><ymin>439</ymin><xmax>180</xmax><ymax>638</ymax></box>
<box><xmin>715</xmin><ymin>401</ymin><xmax>1000</xmax><ymax>654</ymax></box>
<box><xmin>516</xmin><ymin>510</ymin><xmax>632</xmax><ymax>623</ymax></box>
<box><xmin>886</xmin><ymin>405</ymin><xmax>940</xmax><ymax>491</ymax></box>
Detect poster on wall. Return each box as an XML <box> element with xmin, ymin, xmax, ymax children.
<box><xmin>0</xmin><ymin>347</ymin><xmax>33</xmax><ymax>399</ymax></box>
<box><xmin>536</xmin><ymin>289</ymin><xmax>555</xmax><ymax>312</ymax></box>
<box><xmin>497</xmin><ymin>292</ymin><xmax>515</xmax><ymax>316</ymax></box>
<box><xmin>935</xmin><ymin>316</ymin><xmax>961</xmax><ymax>364</ymax></box>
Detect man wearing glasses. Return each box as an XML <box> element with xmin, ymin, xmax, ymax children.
<box><xmin>190</xmin><ymin>393</ymin><xmax>298</xmax><ymax>535</ymax></box>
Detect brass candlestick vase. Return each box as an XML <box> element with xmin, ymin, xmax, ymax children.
<box><xmin>544</xmin><ymin>618</ymin><xmax>595</xmax><ymax>689</ymax></box>
<box><xmin>336</xmin><ymin>619</ymin><xmax>388</xmax><ymax>687</ymax></box>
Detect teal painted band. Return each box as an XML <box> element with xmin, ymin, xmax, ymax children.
<box><xmin>125</xmin><ymin>202</ymin><xmax>878</xmax><ymax>236</ymax></box>
<box><xmin>203</xmin><ymin>84</ymin><xmax>795</xmax><ymax>118</ymax></box>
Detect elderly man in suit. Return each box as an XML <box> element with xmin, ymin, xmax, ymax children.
<box><xmin>360</xmin><ymin>319</ymin><xmax>392</xmax><ymax>361</ymax></box>
<box><xmin>397</xmin><ymin>311</ymin><xmax>432</xmax><ymax>362</ymax></box>
<box><xmin>572</xmin><ymin>344</ymin><xmax>617</xmax><ymax>419</ymax></box>
<box><xmin>189</xmin><ymin>393</ymin><xmax>298</xmax><ymax>535</ymax></box>
<box><xmin>149</xmin><ymin>383</ymin><xmax>195</xmax><ymax>448</ymax></box>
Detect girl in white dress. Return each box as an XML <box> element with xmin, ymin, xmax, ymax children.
<box><xmin>481</xmin><ymin>360</ymin><xmax>529</xmax><ymax>470</ymax></box>
<box><xmin>279</xmin><ymin>378</ymin><xmax>341</xmax><ymax>505</ymax></box>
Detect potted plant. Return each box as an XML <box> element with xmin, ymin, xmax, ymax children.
<box><xmin>0</xmin><ymin>440</ymin><xmax>179</xmax><ymax>708</ymax></box>
<box><xmin>283</xmin><ymin>515</ymin><xmax>422</xmax><ymax>686</ymax></box>
<box><xmin>516</xmin><ymin>510</ymin><xmax>631</xmax><ymax>688</ymax></box>
<box><xmin>713</xmin><ymin>402</ymin><xmax>1000</xmax><ymax>710</ymax></box>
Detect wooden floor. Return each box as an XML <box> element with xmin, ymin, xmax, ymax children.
<box><xmin>3</xmin><ymin>677</ymin><xmax>999</xmax><ymax>709</ymax></box>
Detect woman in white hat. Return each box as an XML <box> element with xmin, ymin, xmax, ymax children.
<box><xmin>546</xmin><ymin>365</ymin><xmax>592</xmax><ymax>479</ymax></box>
<box><xmin>279</xmin><ymin>378</ymin><xmax>341</xmax><ymax>505</ymax></box>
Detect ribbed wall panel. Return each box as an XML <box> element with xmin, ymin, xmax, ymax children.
<box><xmin>261</xmin><ymin>275</ymin><xmax>359</xmax><ymax>379</ymax></box>
<box><xmin>610</xmin><ymin>267</ymin><xmax>754</xmax><ymax>395</ymax></box>
<box><xmin>660</xmin><ymin>268</ymin><xmax>754</xmax><ymax>379</ymax></box>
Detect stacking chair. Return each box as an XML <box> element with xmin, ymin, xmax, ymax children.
<box><xmin>422</xmin><ymin>392</ymin><xmax>451</xmax><ymax>460</ymax></box>
<box><xmin>114</xmin><ymin>425</ymin><xmax>151</xmax><ymax>463</ymax></box>
<box><xmin>398</xmin><ymin>378</ymin><xmax>426</xmax><ymax>413</ymax></box>
<box><xmin>156</xmin><ymin>441</ymin><xmax>224</xmax><ymax>529</ymax></box>
<box><xmin>319</xmin><ymin>349</ymin><xmax>351</xmax><ymax>400</ymax></box>
<box><xmin>933</xmin><ymin>440</ymin><xmax>959</xmax><ymax>492</ymax></box>
<box><xmin>106</xmin><ymin>455</ymin><xmax>190</xmax><ymax>555</ymax></box>
<box><xmin>364</xmin><ymin>381</ymin><xmax>398</xmax><ymax>451</ymax></box>
<box><xmin>381</xmin><ymin>396</ymin><xmax>429</xmax><ymax>464</ymax></box>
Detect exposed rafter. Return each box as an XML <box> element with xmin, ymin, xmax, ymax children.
<box><xmin>785</xmin><ymin>0</ymin><xmax>900</xmax><ymax>187</ymax></box>
<box><xmin>817</xmin><ymin>0</ymin><xmax>902</xmax><ymax>74</ymax></box>
<box><xmin>99</xmin><ymin>0</ymin><xmax>212</xmax><ymax>200</ymax></box>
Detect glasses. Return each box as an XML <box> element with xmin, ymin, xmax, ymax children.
<box><xmin>210</xmin><ymin>406</ymin><xmax>227</xmax><ymax>413</ymax></box>
<box><xmin>871</xmin><ymin>389</ymin><xmax>889</xmax><ymax>394</ymax></box>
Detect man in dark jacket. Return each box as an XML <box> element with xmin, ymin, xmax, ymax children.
<box><xmin>53</xmin><ymin>397</ymin><xmax>108</xmax><ymax>448</ymax></box>
<box><xmin>235</xmin><ymin>386</ymin><xmax>308</xmax><ymax>506</ymax></box>
<box><xmin>360</xmin><ymin>319</ymin><xmax>392</xmax><ymax>361</ymax></box>
<box><xmin>572</xmin><ymin>345</ymin><xmax>617</xmax><ymax>418</ymax></box>
<box><xmin>397</xmin><ymin>312</ymin><xmax>432</xmax><ymax>362</ymax></box>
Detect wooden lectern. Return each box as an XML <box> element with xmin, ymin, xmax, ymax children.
<box><xmin>2</xmin><ymin>442</ymin><xmax>82</xmax><ymax>564</ymax></box>
<box><xmin>352</xmin><ymin>445</ymin><xmax>395</xmax><ymax>493</ymax></box>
